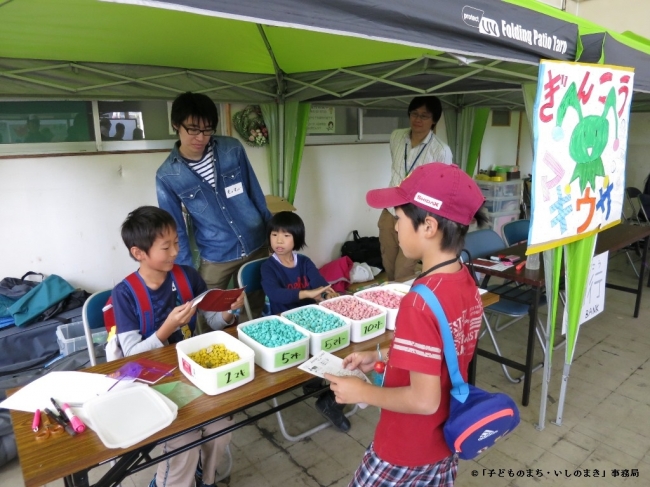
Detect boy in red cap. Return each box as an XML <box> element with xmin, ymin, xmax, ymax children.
<box><xmin>325</xmin><ymin>163</ymin><xmax>487</xmax><ymax>486</ymax></box>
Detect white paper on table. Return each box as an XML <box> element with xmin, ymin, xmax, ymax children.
<box><xmin>0</xmin><ymin>371</ymin><xmax>118</xmax><ymax>413</ymax></box>
<box><xmin>479</xmin><ymin>288</ymin><xmax>488</xmax><ymax>295</ymax></box>
<box><xmin>473</xmin><ymin>261</ymin><xmax>512</xmax><ymax>272</ymax></box>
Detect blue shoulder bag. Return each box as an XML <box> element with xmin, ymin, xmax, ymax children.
<box><xmin>412</xmin><ymin>284</ymin><xmax>520</xmax><ymax>460</ymax></box>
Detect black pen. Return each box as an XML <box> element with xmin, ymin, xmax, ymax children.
<box><xmin>44</xmin><ymin>408</ymin><xmax>76</xmax><ymax>436</ymax></box>
<box><xmin>50</xmin><ymin>397</ymin><xmax>70</xmax><ymax>424</ymax></box>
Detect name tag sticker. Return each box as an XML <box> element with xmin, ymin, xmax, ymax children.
<box><xmin>225</xmin><ymin>182</ymin><xmax>243</xmax><ymax>198</ymax></box>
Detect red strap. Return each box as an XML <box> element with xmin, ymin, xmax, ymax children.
<box><xmin>124</xmin><ymin>272</ymin><xmax>154</xmax><ymax>336</ymax></box>
<box><xmin>171</xmin><ymin>264</ymin><xmax>194</xmax><ymax>303</ymax></box>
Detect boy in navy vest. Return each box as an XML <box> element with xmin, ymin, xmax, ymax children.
<box><xmin>112</xmin><ymin>206</ymin><xmax>244</xmax><ymax>487</ymax></box>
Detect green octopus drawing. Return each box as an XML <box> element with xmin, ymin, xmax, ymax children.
<box><xmin>553</xmin><ymin>83</ymin><xmax>619</xmax><ymax>193</ymax></box>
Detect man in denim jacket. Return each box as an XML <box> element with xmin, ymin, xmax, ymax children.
<box><xmin>157</xmin><ymin>92</ymin><xmax>271</xmax><ymax>325</ymax></box>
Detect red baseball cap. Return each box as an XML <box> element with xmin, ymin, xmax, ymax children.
<box><xmin>366</xmin><ymin>163</ymin><xmax>485</xmax><ymax>225</ymax></box>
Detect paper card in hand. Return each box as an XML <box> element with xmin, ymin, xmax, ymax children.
<box><xmin>191</xmin><ymin>287</ymin><xmax>245</xmax><ymax>312</ymax></box>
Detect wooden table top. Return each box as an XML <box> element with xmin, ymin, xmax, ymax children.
<box><xmin>11</xmin><ymin>292</ymin><xmax>498</xmax><ymax>487</ymax></box>
<box><xmin>473</xmin><ymin>222</ymin><xmax>650</xmax><ymax>287</ymax></box>
<box><xmin>595</xmin><ymin>222</ymin><xmax>650</xmax><ymax>254</ymax></box>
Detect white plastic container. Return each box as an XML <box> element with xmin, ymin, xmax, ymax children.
<box><xmin>485</xmin><ymin>209</ymin><xmax>520</xmax><ymax>238</ymax></box>
<box><xmin>319</xmin><ymin>295</ymin><xmax>387</xmax><ymax>343</ymax></box>
<box><xmin>176</xmin><ymin>330</ymin><xmax>255</xmax><ymax>395</ymax></box>
<box><xmin>476</xmin><ymin>179</ymin><xmax>523</xmax><ymax>198</ymax></box>
<box><xmin>281</xmin><ymin>305</ymin><xmax>352</xmax><ymax>355</ymax></box>
<box><xmin>56</xmin><ymin>321</ymin><xmax>108</xmax><ymax>356</ymax></box>
<box><xmin>237</xmin><ymin>316</ymin><xmax>310</xmax><ymax>372</ymax></box>
<box><xmin>381</xmin><ymin>283</ymin><xmax>411</xmax><ymax>295</ymax></box>
<box><xmin>354</xmin><ymin>288</ymin><xmax>404</xmax><ymax>331</ymax></box>
<box><xmin>483</xmin><ymin>195</ymin><xmax>520</xmax><ymax>213</ymax></box>
<box><xmin>83</xmin><ymin>384</ymin><xmax>177</xmax><ymax>449</ymax></box>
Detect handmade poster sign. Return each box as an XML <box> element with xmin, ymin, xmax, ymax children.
<box><xmin>528</xmin><ymin>60</ymin><xmax>634</xmax><ymax>252</ymax></box>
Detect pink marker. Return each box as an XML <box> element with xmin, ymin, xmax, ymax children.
<box><xmin>61</xmin><ymin>403</ymin><xmax>86</xmax><ymax>433</ymax></box>
<box><xmin>32</xmin><ymin>409</ymin><xmax>41</xmax><ymax>432</ymax></box>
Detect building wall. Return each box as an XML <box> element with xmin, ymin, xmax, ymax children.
<box><xmin>565</xmin><ymin>0</ymin><xmax>650</xmax><ymax>37</ymax></box>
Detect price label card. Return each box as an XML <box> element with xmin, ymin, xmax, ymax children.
<box><xmin>217</xmin><ymin>362</ymin><xmax>251</xmax><ymax>388</ymax></box>
<box><xmin>361</xmin><ymin>316</ymin><xmax>385</xmax><ymax>337</ymax></box>
<box><xmin>274</xmin><ymin>345</ymin><xmax>307</xmax><ymax>368</ymax></box>
<box><xmin>321</xmin><ymin>329</ymin><xmax>350</xmax><ymax>352</ymax></box>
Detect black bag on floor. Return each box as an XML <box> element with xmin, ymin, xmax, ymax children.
<box><xmin>341</xmin><ymin>230</ymin><xmax>383</xmax><ymax>270</ymax></box>
<box><xmin>0</xmin><ymin>346</ymin><xmax>106</xmax><ymax>467</ymax></box>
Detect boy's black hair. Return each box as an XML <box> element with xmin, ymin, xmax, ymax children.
<box><xmin>121</xmin><ymin>206</ymin><xmax>177</xmax><ymax>260</ymax></box>
<box><xmin>266</xmin><ymin>211</ymin><xmax>306</xmax><ymax>251</ymax></box>
<box><xmin>170</xmin><ymin>92</ymin><xmax>219</xmax><ymax>133</ymax></box>
<box><xmin>397</xmin><ymin>203</ymin><xmax>488</xmax><ymax>255</ymax></box>
<box><xmin>407</xmin><ymin>96</ymin><xmax>444</xmax><ymax>128</ymax></box>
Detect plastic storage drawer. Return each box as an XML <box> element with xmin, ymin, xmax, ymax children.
<box><xmin>56</xmin><ymin>321</ymin><xmax>107</xmax><ymax>356</ymax></box>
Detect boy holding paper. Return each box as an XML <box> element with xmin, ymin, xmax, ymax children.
<box><xmin>112</xmin><ymin>205</ymin><xmax>244</xmax><ymax>487</ymax></box>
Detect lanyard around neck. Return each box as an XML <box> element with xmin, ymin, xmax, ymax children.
<box><xmin>404</xmin><ymin>134</ymin><xmax>430</xmax><ymax>177</ymax></box>
<box><xmin>416</xmin><ymin>257</ymin><xmax>460</xmax><ymax>280</ymax></box>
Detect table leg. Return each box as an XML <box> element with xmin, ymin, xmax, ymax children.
<box><xmin>63</xmin><ymin>470</ymin><xmax>89</xmax><ymax>487</ymax></box>
<box><xmin>636</xmin><ymin>235</ymin><xmax>649</xmax><ymax>317</ymax></box>
<box><xmin>522</xmin><ymin>285</ymin><xmax>541</xmax><ymax>407</ymax></box>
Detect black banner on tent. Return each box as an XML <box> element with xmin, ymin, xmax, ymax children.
<box><xmin>149</xmin><ymin>0</ymin><xmax>577</xmax><ymax>64</ymax></box>
<box><xmin>580</xmin><ymin>32</ymin><xmax>649</xmax><ymax>94</ymax></box>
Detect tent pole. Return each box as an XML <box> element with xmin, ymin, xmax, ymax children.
<box><xmin>279</xmin><ymin>101</ymin><xmax>285</xmax><ymax>197</ymax></box>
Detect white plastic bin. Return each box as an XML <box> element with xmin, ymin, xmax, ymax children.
<box><xmin>319</xmin><ymin>295</ymin><xmax>386</xmax><ymax>342</ymax></box>
<box><xmin>176</xmin><ymin>330</ymin><xmax>255</xmax><ymax>395</ymax></box>
<box><xmin>282</xmin><ymin>305</ymin><xmax>351</xmax><ymax>355</ymax></box>
<box><xmin>354</xmin><ymin>288</ymin><xmax>404</xmax><ymax>331</ymax></box>
<box><xmin>237</xmin><ymin>316</ymin><xmax>310</xmax><ymax>372</ymax></box>
<box><xmin>485</xmin><ymin>210</ymin><xmax>520</xmax><ymax>238</ymax></box>
<box><xmin>476</xmin><ymin>180</ymin><xmax>523</xmax><ymax>198</ymax></box>
<box><xmin>56</xmin><ymin>321</ymin><xmax>107</xmax><ymax>356</ymax></box>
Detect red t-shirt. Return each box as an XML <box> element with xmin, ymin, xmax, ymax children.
<box><xmin>373</xmin><ymin>266</ymin><xmax>483</xmax><ymax>467</ymax></box>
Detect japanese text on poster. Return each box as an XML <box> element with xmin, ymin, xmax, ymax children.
<box><xmin>307</xmin><ymin>106</ymin><xmax>335</xmax><ymax>134</ymax></box>
<box><xmin>529</xmin><ymin>61</ymin><xmax>634</xmax><ymax>251</ymax></box>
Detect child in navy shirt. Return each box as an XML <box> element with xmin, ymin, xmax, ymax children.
<box><xmin>111</xmin><ymin>206</ymin><xmax>244</xmax><ymax>487</ymax></box>
<box><xmin>260</xmin><ymin>211</ymin><xmax>337</xmax><ymax>314</ymax></box>
<box><xmin>260</xmin><ymin>211</ymin><xmax>352</xmax><ymax>431</ymax></box>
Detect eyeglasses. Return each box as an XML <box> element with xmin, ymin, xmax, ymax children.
<box><xmin>181</xmin><ymin>124</ymin><xmax>216</xmax><ymax>136</ymax></box>
<box><xmin>409</xmin><ymin>111</ymin><xmax>433</xmax><ymax>121</ymax></box>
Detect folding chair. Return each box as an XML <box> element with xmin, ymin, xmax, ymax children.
<box><xmin>625</xmin><ymin>187</ymin><xmax>643</xmax><ymax>224</ymax></box>
<box><xmin>639</xmin><ymin>194</ymin><xmax>650</xmax><ymax>223</ymax></box>
<box><xmin>237</xmin><ymin>257</ymin><xmax>269</xmax><ymax>321</ymax></box>
<box><xmin>613</xmin><ymin>188</ymin><xmax>648</xmax><ymax>277</ymax></box>
<box><xmin>502</xmin><ymin>219</ymin><xmax>530</xmax><ymax>246</ymax></box>
<box><xmin>463</xmin><ymin>229</ymin><xmax>548</xmax><ymax>383</ymax></box>
<box><xmin>237</xmin><ymin>256</ymin><xmax>358</xmax><ymax>441</ymax></box>
<box><xmin>82</xmin><ymin>289</ymin><xmax>112</xmax><ymax>367</ymax></box>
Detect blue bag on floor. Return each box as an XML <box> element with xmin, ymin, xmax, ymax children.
<box><xmin>412</xmin><ymin>284</ymin><xmax>520</xmax><ymax>460</ymax></box>
<box><xmin>7</xmin><ymin>275</ymin><xmax>75</xmax><ymax>327</ymax></box>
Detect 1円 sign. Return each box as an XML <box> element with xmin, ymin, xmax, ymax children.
<box><xmin>529</xmin><ymin>61</ymin><xmax>634</xmax><ymax>251</ymax></box>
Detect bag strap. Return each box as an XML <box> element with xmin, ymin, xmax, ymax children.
<box><xmin>123</xmin><ymin>272</ymin><xmax>155</xmax><ymax>338</ymax></box>
<box><xmin>412</xmin><ymin>284</ymin><xmax>469</xmax><ymax>403</ymax></box>
<box><xmin>170</xmin><ymin>265</ymin><xmax>194</xmax><ymax>303</ymax></box>
<box><xmin>20</xmin><ymin>271</ymin><xmax>44</xmax><ymax>282</ymax></box>
<box><xmin>170</xmin><ymin>264</ymin><xmax>196</xmax><ymax>325</ymax></box>
<box><xmin>352</xmin><ymin>230</ymin><xmax>361</xmax><ymax>241</ymax></box>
